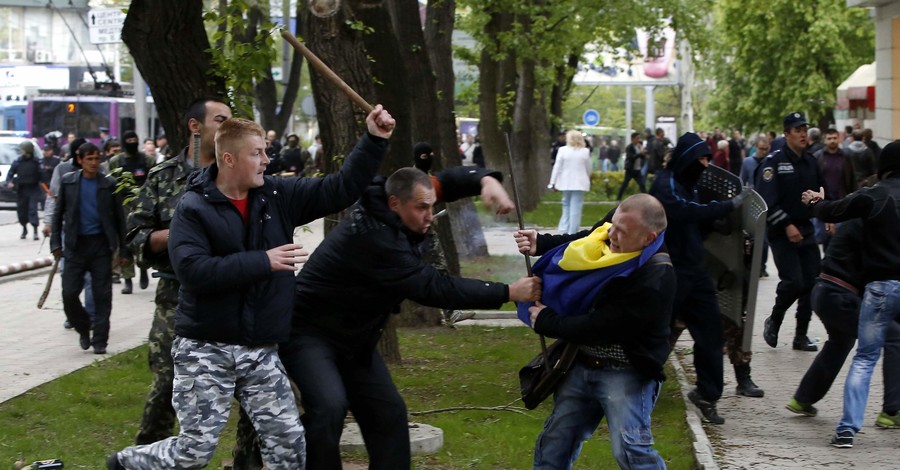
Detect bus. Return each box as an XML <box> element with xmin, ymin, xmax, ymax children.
<box><xmin>1</xmin><ymin>101</ymin><xmax>28</xmax><ymax>132</ymax></box>
<box><xmin>27</xmin><ymin>91</ymin><xmax>161</xmax><ymax>147</ymax></box>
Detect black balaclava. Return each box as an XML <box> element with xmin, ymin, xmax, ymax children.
<box><xmin>122</xmin><ymin>130</ymin><xmax>139</xmax><ymax>155</ymax></box>
<box><xmin>413</xmin><ymin>142</ymin><xmax>433</xmax><ymax>173</ymax></box>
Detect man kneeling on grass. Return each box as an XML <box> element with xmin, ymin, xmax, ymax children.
<box><xmin>515</xmin><ymin>193</ymin><xmax>676</xmax><ymax>469</ymax></box>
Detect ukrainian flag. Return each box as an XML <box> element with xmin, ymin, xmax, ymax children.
<box><xmin>517</xmin><ymin>223</ymin><xmax>665</xmax><ymax>326</ymax></box>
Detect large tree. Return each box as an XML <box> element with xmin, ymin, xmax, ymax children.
<box><xmin>456</xmin><ymin>0</ymin><xmax>706</xmax><ymax>211</ymax></box>
<box><xmin>708</xmin><ymin>0</ymin><xmax>874</xmax><ymax>130</ymax></box>
<box><xmin>122</xmin><ymin>0</ymin><xmax>226</xmax><ymax>152</ymax></box>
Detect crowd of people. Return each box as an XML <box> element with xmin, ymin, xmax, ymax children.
<box><xmin>4</xmin><ymin>101</ymin><xmax>898</xmax><ymax>469</ymax></box>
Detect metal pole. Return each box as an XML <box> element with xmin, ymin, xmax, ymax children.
<box><xmin>504</xmin><ymin>132</ymin><xmax>532</xmax><ymax>276</ymax></box>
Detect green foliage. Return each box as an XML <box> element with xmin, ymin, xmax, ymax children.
<box><xmin>0</xmin><ymin>332</ymin><xmax>694</xmax><ymax>469</ymax></box>
<box><xmin>707</xmin><ymin>0</ymin><xmax>874</xmax><ymax>129</ymax></box>
<box><xmin>109</xmin><ymin>167</ymin><xmax>141</xmax><ymax>209</ymax></box>
<box><xmin>204</xmin><ymin>0</ymin><xmax>278</xmax><ymax>118</ymax></box>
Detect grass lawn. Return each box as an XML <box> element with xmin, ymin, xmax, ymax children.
<box><xmin>0</xmin><ymin>328</ymin><xmax>694</xmax><ymax>469</ymax></box>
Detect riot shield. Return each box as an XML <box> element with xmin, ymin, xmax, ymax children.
<box><xmin>696</xmin><ymin>165</ymin><xmax>768</xmax><ymax>352</ymax></box>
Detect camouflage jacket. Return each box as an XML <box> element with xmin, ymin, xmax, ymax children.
<box><xmin>126</xmin><ymin>148</ymin><xmax>195</xmax><ymax>276</ymax></box>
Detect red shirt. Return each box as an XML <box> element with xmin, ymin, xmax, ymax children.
<box><xmin>228</xmin><ymin>197</ymin><xmax>249</xmax><ymax>224</ymax></box>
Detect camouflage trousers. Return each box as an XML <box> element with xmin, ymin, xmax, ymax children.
<box><xmin>115</xmin><ymin>247</ymin><xmax>135</xmax><ymax>279</ymax></box>
<box><xmin>117</xmin><ymin>337</ymin><xmax>306</xmax><ymax>469</ymax></box>
<box><xmin>134</xmin><ymin>278</ymin><xmax>178</xmax><ymax>445</ymax></box>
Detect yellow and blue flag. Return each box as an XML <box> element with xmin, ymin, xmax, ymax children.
<box><xmin>517</xmin><ymin>223</ymin><xmax>665</xmax><ymax>326</ymax></box>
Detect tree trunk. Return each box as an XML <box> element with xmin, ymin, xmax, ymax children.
<box><xmin>305</xmin><ymin>3</ymin><xmax>378</xmax><ymax>234</ymax></box>
<box><xmin>122</xmin><ymin>0</ymin><xmax>226</xmax><ymax>152</ymax></box>
<box><xmin>350</xmin><ymin>0</ymin><xmax>411</xmax><ymax>173</ymax></box>
<box><xmin>375</xmin><ymin>315</ymin><xmax>402</xmax><ymax>364</ymax></box>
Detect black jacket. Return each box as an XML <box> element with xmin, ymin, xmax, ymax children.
<box><xmin>811</xmin><ymin>176</ymin><xmax>900</xmax><ymax>283</ymax></box>
<box><xmin>169</xmin><ymin>133</ymin><xmax>387</xmax><ymax>346</ymax></box>
<box><xmin>756</xmin><ymin>146</ymin><xmax>824</xmax><ymax>241</ymax></box>
<box><xmin>6</xmin><ymin>156</ymin><xmax>41</xmax><ymax>188</ymax></box>
<box><xmin>649</xmin><ymin>135</ymin><xmax>734</xmax><ymax>271</ymax></box>
<box><xmin>292</xmin><ymin>166</ymin><xmax>508</xmax><ymax>360</ymax></box>
<box><xmin>50</xmin><ymin>170</ymin><xmax>125</xmax><ymax>254</ymax></box>
<box><xmin>532</xmin><ymin>213</ymin><xmax>676</xmax><ymax>381</ymax></box>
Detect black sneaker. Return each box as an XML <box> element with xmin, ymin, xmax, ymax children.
<box><xmin>94</xmin><ymin>345</ymin><xmax>107</xmax><ymax>355</ymax></box>
<box><xmin>64</xmin><ymin>320</ymin><xmax>73</xmax><ymax>330</ymax></box>
<box><xmin>79</xmin><ymin>332</ymin><xmax>91</xmax><ymax>351</ymax></box>
<box><xmin>763</xmin><ymin>316</ymin><xmax>780</xmax><ymax>348</ymax></box>
<box><xmin>121</xmin><ymin>278</ymin><xmax>133</xmax><ymax>295</ymax></box>
<box><xmin>830</xmin><ymin>430</ymin><xmax>853</xmax><ymax>448</ymax></box>
<box><xmin>688</xmin><ymin>389</ymin><xmax>725</xmax><ymax>424</ymax></box>
<box><xmin>107</xmin><ymin>453</ymin><xmax>125</xmax><ymax>470</ymax></box>
<box><xmin>792</xmin><ymin>336</ymin><xmax>818</xmax><ymax>352</ymax></box>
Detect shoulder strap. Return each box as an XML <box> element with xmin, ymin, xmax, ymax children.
<box><xmin>647</xmin><ymin>252</ymin><xmax>672</xmax><ymax>267</ymax></box>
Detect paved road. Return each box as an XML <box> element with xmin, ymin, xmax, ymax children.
<box><xmin>1</xmin><ymin>216</ymin><xmax>896</xmax><ymax>467</ymax></box>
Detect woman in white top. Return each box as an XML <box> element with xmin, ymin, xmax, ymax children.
<box><xmin>548</xmin><ymin>130</ymin><xmax>592</xmax><ymax>234</ymax></box>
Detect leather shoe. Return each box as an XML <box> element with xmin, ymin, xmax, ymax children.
<box><xmin>79</xmin><ymin>332</ymin><xmax>90</xmax><ymax>351</ymax></box>
<box><xmin>121</xmin><ymin>278</ymin><xmax>133</xmax><ymax>294</ymax></box>
<box><xmin>793</xmin><ymin>336</ymin><xmax>818</xmax><ymax>352</ymax></box>
<box><xmin>94</xmin><ymin>346</ymin><xmax>107</xmax><ymax>355</ymax></box>
<box><xmin>139</xmin><ymin>268</ymin><xmax>149</xmax><ymax>290</ymax></box>
<box><xmin>63</xmin><ymin>320</ymin><xmax>73</xmax><ymax>329</ymax></box>
<box><xmin>763</xmin><ymin>316</ymin><xmax>780</xmax><ymax>348</ymax></box>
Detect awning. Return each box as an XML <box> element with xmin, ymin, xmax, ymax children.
<box><xmin>836</xmin><ymin>63</ymin><xmax>875</xmax><ymax>110</ymax></box>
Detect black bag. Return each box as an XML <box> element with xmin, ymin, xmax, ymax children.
<box><xmin>518</xmin><ymin>337</ymin><xmax>579</xmax><ymax>410</ymax></box>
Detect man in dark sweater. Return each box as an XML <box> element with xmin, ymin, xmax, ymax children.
<box><xmin>515</xmin><ymin>194</ymin><xmax>674</xmax><ymax>468</ymax></box>
<box><xmin>802</xmin><ymin>140</ymin><xmax>900</xmax><ymax>448</ymax></box>
<box><xmin>281</xmin><ymin>167</ymin><xmax>540</xmax><ymax>469</ymax></box>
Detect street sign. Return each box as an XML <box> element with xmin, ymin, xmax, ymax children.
<box><xmin>582</xmin><ymin>109</ymin><xmax>600</xmax><ymax>126</ymax></box>
<box><xmin>88</xmin><ymin>8</ymin><xmax>126</xmax><ymax>45</ymax></box>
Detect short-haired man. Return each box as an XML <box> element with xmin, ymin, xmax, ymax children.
<box><xmin>280</xmin><ymin>166</ymin><xmax>540</xmax><ymax>469</ymax></box>
<box><xmin>50</xmin><ymin>142</ymin><xmax>125</xmax><ymax>355</ymax></box>
<box><xmin>812</xmin><ymin>127</ymin><xmax>856</xmax><ymax>250</ymax></box>
<box><xmin>515</xmin><ymin>194</ymin><xmax>675</xmax><ymax>468</ymax></box>
<box><xmin>616</xmin><ymin>132</ymin><xmax>647</xmax><ymax>200</ymax></box>
<box><xmin>757</xmin><ymin>112</ymin><xmax>826</xmax><ymax>352</ymax></box>
<box><xmin>109</xmin><ymin>106</ymin><xmax>396</xmax><ymax>469</ymax></box>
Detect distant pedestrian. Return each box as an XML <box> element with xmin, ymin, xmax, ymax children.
<box><xmin>38</xmin><ymin>144</ymin><xmax>60</xmax><ymax>211</ymax></box>
<box><xmin>6</xmin><ymin>141</ymin><xmax>42</xmax><ymax>240</ymax></box>
<box><xmin>549</xmin><ymin>130</ymin><xmax>592</xmax><ymax>234</ymax></box>
<box><xmin>616</xmin><ymin>132</ymin><xmax>647</xmax><ymax>200</ymax></box>
<box><xmin>50</xmin><ymin>142</ymin><xmax>125</xmax><ymax>355</ymax></box>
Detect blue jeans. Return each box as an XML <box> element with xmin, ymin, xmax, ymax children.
<box><xmin>837</xmin><ymin>280</ymin><xmax>900</xmax><ymax>435</ymax></box>
<box><xmin>534</xmin><ymin>363</ymin><xmax>665</xmax><ymax>470</ymax></box>
<box><xmin>558</xmin><ymin>190</ymin><xmax>586</xmax><ymax>235</ymax></box>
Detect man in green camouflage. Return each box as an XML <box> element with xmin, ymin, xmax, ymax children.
<box><xmin>125</xmin><ymin>97</ymin><xmax>232</xmax><ymax>446</ymax></box>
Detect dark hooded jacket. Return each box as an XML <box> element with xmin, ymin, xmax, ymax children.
<box><xmin>649</xmin><ymin>132</ymin><xmax>735</xmax><ymax>270</ymax></box>
<box><xmin>168</xmin><ymin>132</ymin><xmax>387</xmax><ymax>346</ymax></box>
<box><xmin>291</xmin><ymin>166</ymin><xmax>509</xmax><ymax>360</ymax></box>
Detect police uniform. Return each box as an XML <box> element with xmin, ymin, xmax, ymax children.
<box><xmin>755</xmin><ymin>112</ymin><xmax>824</xmax><ymax>351</ymax></box>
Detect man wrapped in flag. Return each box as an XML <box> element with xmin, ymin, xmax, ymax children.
<box><xmin>514</xmin><ymin>194</ymin><xmax>676</xmax><ymax>470</ymax></box>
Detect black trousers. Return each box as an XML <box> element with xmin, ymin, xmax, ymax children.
<box><xmin>280</xmin><ymin>334</ymin><xmax>410</xmax><ymax>470</ymax></box>
<box><xmin>795</xmin><ymin>280</ymin><xmax>900</xmax><ymax>411</ymax></box>
<box><xmin>62</xmin><ymin>235</ymin><xmax>113</xmax><ymax>347</ymax></box>
<box><xmin>769</xmin><ymin>235</ymin><xmax>821</xmax><ymax>333</ymax></box>
<box><xmin>672</xmin><ymin>269</ymin><xmax>724</xmax><ymax>401</ymax></box>
<box><xmin>616</xmin><ymin>169</ymin><xmax>646</xmax><ymax>200</ymax></box>
<box><xmin>16</xmin><ymin>185</ymin><xmax>40</xmax><ymax>227</ymax></box>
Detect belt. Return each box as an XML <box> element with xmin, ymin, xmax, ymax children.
<box><xmin>577</xmin><ymin>352</ymin><xmax>631</xmax><ymax>370</ymax></box>
<box><xmin>819</xmin><ymin>273</ymin><xmax>859</xmax><ymax>295</ymax></box>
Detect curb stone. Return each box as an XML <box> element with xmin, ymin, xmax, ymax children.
<box><xmin>668</xmin><ymin>354</ymin><xmax>719</xmax><ymax>470</ymax></box>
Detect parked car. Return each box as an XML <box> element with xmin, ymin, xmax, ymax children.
<box><xmin>0</xmin><ymin>133</ymin><xmax>37</xmax><ymax>203</ymax></box>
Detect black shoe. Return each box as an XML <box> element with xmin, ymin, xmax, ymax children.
<box><xmin>830</xmin><ymin>430</ymin><xmax>854</xmax><ymax>448</ymax></box>
<box><xmin>736</xmin><ymin>377</ymin><xmax>765</xmax><ymax>398</ymax></box>
<box><xmin>121</xmin><ymin>278</ymin><xmax>133</xmax><ymax>294</ymax></box>
<box><xmin>33</xmin><ymin>231</ymin><xmax>39</xmax><ymax>240</ymax></box>
<box><xmin>688</xmin><ymin>389</ymin><xmax>725</xmax><ymax>424</ymax></box>
<box><xmin>94</xmin><ymin>345</ymin><xmax>107</xmax><ymax>355</ymax></box>
<box><xmin>107</xmin><ymin>453</ymin><xmax>126</xmax><ymax>470</ymax></box>
<box><xmin>20</xmin><ymin>227</ymin><xmax>26</xmax><ymax>240</ymax></box>
<box><xmin>139</xmin><ymin>269</ymin><xmax>149</xmax><ymax>290</ymax></box>
<box><xmin>760</xmin><ymin>269</ymin><xmax>769</xmax><ymax>278</ymax></box>
<box><xmin>111</xmin><ymin>275</ymin><xmax>121</xmax><ymax>284</ymax></box>
<box><xmin>64</xmin><ymin>320</ymin><xmax>73</xmax><ymax>329</ymax></box>
<box><xmin>793</xmin><ymin>336</ymin><xmax>818</xmax><ymax>352</ymax></box>
<box><xmin>79</xmin><ymin>332</ymin><xmax>91</xmax><ymax>351</ymax></box>
<box><xmin>763</xmin><ymin>315</ymin><xmax>781</xmax><ymax>348</ymax></box>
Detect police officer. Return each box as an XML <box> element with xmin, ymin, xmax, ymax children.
<box><xmin>6</xmin><ymin>141</ymin><xmax>42</xmax><ymax>240</ymax></box>
<box><xmin>756</xmin><ymin>112</ymin><xmax>824</xmax><ymax>352</ymax></box>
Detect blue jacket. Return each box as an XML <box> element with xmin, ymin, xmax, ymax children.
<box><xmin>649</xmin><ymin>133</ymin><xmax>735</xmax><ymax>271</ymax></box>
<box><xmin>169</xmin><ymin>133</ymin><xmax>387</xmax><ymax>346</ymax></box>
